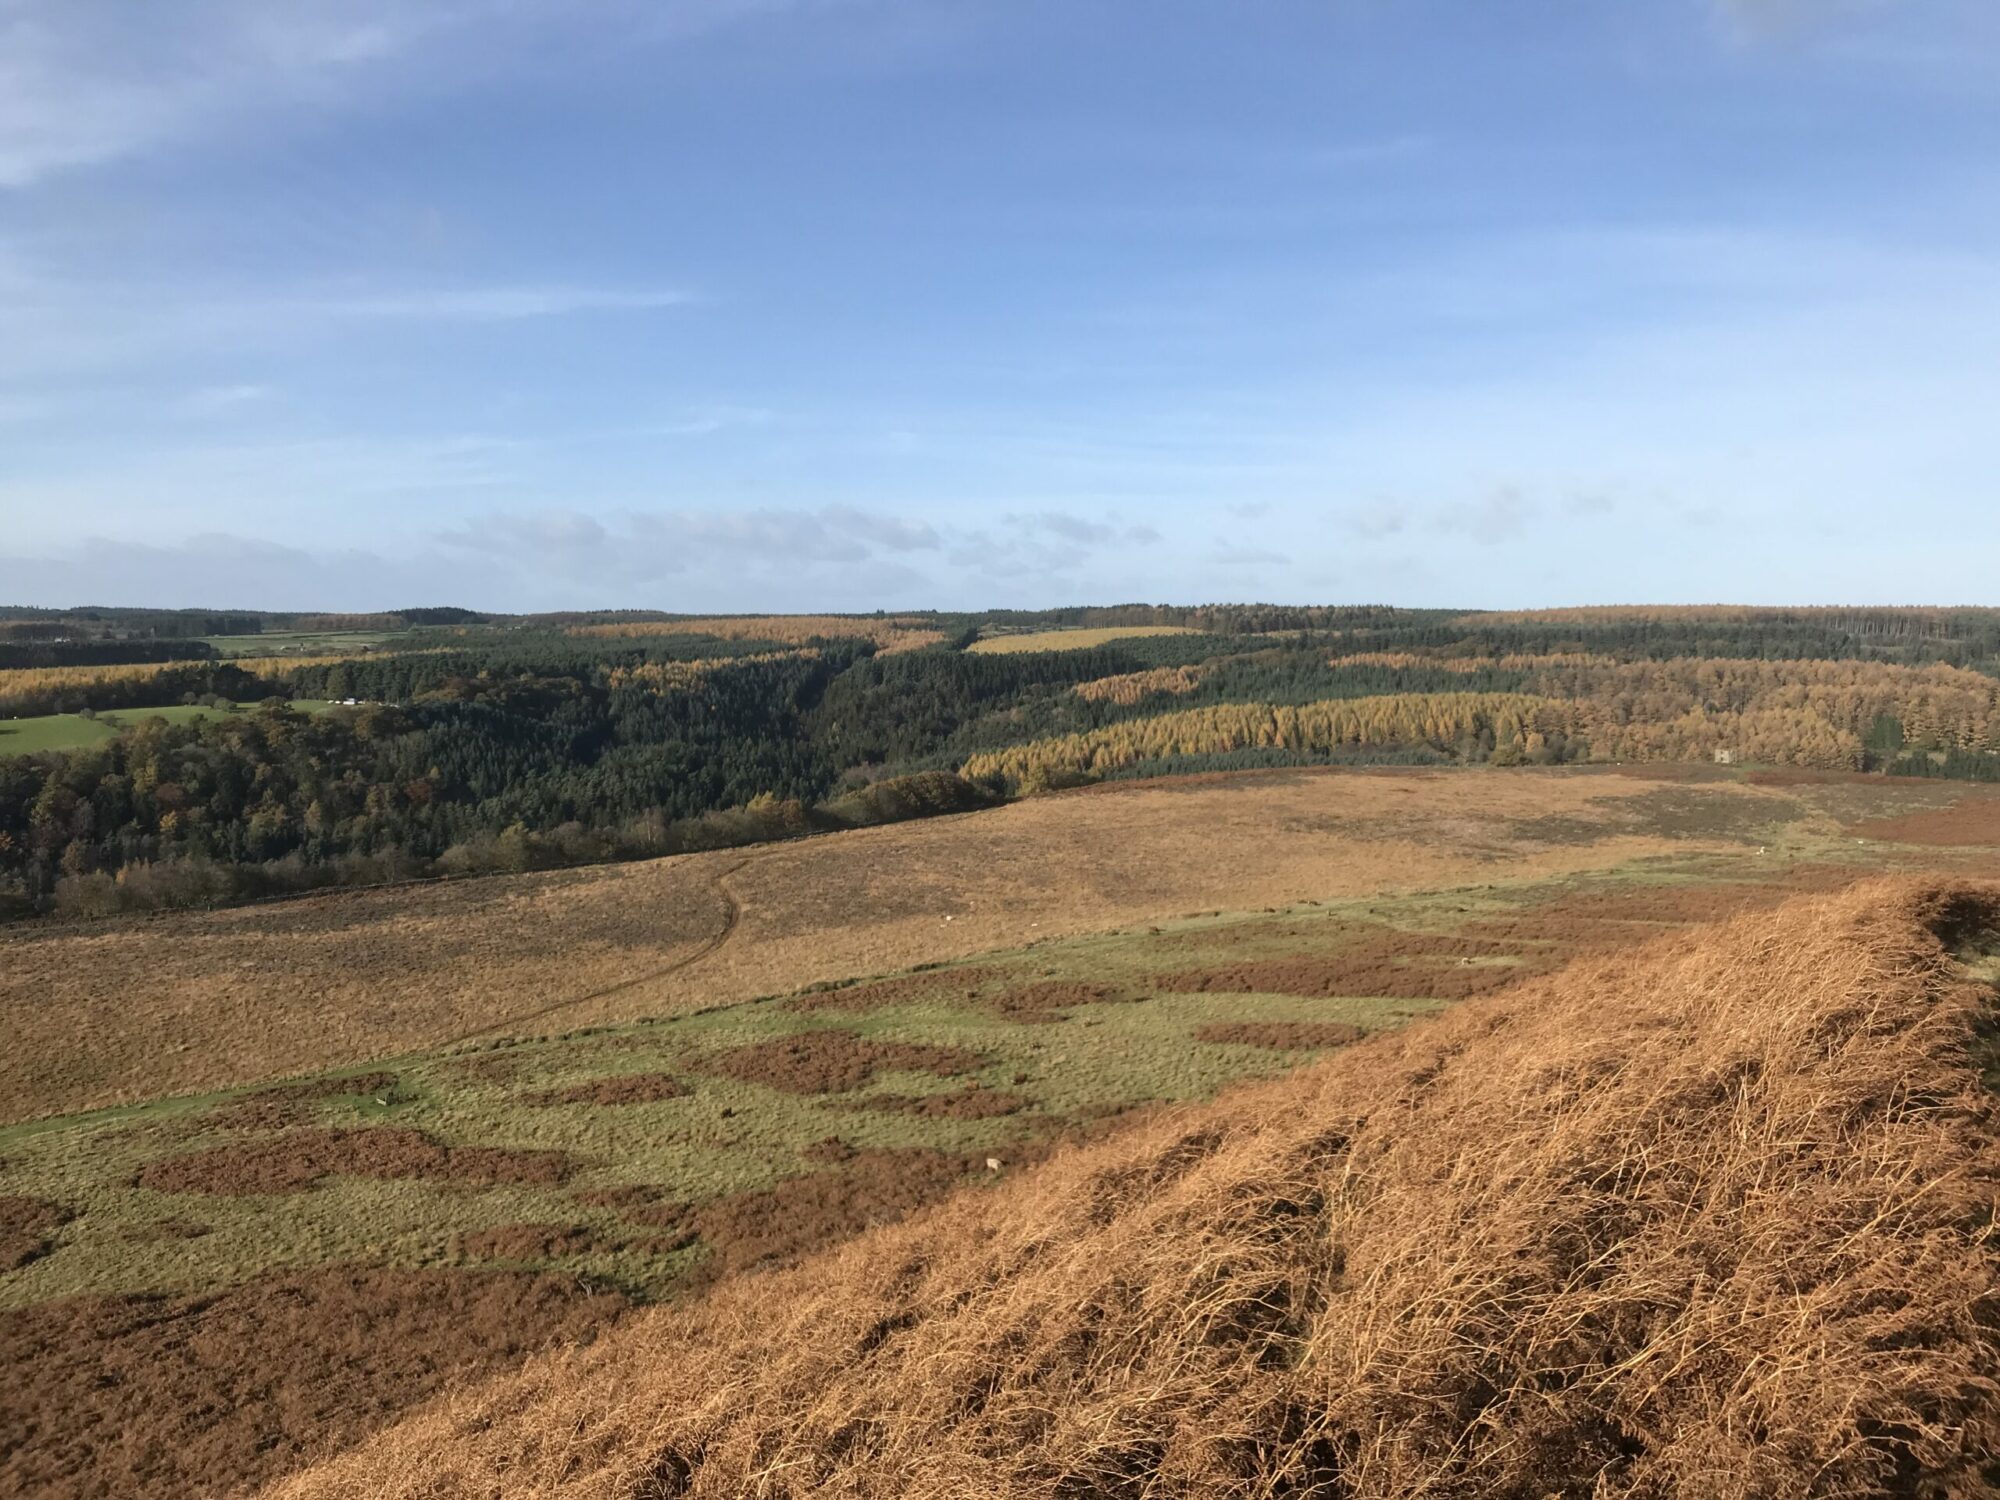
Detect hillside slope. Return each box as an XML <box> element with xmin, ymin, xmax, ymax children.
<box><xmin>269</xmin><ymin>879</ymin><xmax>2000</xmax><ymax>1499</ymax></box>
<box><xmin>5</xmin><ymin>765</ymin><xmax>1850</xmax><ymax>1122</ymax></box>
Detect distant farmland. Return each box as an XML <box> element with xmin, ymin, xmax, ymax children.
<box><xmin>967</xmin><ymin>624</ymin><xmax>1203</xmax><ymax>654</ymax></box>
<box><xmin>201</xmin><ymin>629</ymin><xmax>413</xmax><ymax>658</ymax></box>
<box><xmin>4</xmin><ymin>603</ymin><xmax>1999</xmax><ymax>925</ymax></box>
<box><xmin>569</xmin><ymin>616</ymin><xmax>947</xmax><ymax>652</ymax></box>
<box><xmin>0</xmin><ymin>701</ymin><xmax>334</xmax><ymax>757</ymax></box>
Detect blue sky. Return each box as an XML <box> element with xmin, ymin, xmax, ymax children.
<box><xmin>1</xmin><ymin>0</ymin><xmax>1995</xmax><ymax>612</ymax></box>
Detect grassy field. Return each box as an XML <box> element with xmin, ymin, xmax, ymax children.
<box><xmin>8</xmin><ymin>764</ymin><xmax>1959</xmax><ymax>1122</ymax></box>
<box><xmin>966</xmin><ymin>624</ymin><xmax>1205</xmax><ymax>653</ymax></box>
<box><xmin>0</xmin><ymin>888</ymin><xmax>1476</xmax><ymax>1310</ymax></box>
<box><xmin>0</xmin><ymin>849</ymin><xmax>1899</xmax><ymax>1312</ymax></box>
<box><xmin>0</xmin><ymin>700</ymin><xmax>333</xmax><ymax>756</ymax></box>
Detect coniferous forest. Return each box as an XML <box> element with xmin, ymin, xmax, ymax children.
<box><xmin>2</xmin><ymin>603</ymin><xmax>1997</xmax><ymax>920</ymax></box>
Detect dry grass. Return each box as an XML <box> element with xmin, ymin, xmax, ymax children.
<box><xmin>0</xmin><ymin>769</ymin><xmax>1803</xmax><ymax>1122</ymax></box>
<box><xmin>265</xmin><ymin>879</ymin><xmax>2000</xmax><ymax>1499</ymax></box>
<box><xmin>967</xmin><ymin>625</ymin><xmax>1204</xmax><ymax>654</ymax></box>
<box><xmin>1851</xmin><ymin>790</ymin><xmax>2000</xmax><ymax>848</ymax></box>
<box><xmin>567</xmin><ymin>617</ymin><xmax>946</xmax><ymax>653</ymax></box>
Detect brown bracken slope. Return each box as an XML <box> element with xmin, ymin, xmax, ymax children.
<box><xmin>267</xmin><ymin>879</ymin><xmax>2000</xmax><ymax>1500</ymax></box>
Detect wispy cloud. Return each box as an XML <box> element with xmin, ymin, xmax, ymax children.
<box><xmin>1298</xmin><ymin>133</ymin><xmax>1434</xmax><ymax>170</ymax></box>
<box><xmin>1334</xmin><ymin>486</ymin><xmax>1625</xmax><ymax>548</ymax></box>
<box><xmin>1432</xmin><ymin>487</ymin><xmax>1536</xmax><ymax>545</ymax></box>
<box><xmin>0</xmin><ymin>497</ymin><xmax>949</xmax><ymax>611</ymax></box>
<box><xmin>1338</xmin><ymin>503</ymin><xmax>1409</xmax><ymax>541</ymax></box>
<box><xmin>1210</xmin><ymin>540</ymin><xmax>1288</xmax><ymax>567</ymax></box>
<box><xmin>0</xmin><ymin>0</ymin><xmax>832</xmax><ymax>190</ymax></box>
<box><xmin>175</xmin><ymin>383</ymin><xmax>273</xmax><ymax>416</ymax></box>
<box><xmin>436</xmin><ymin>502</ymin><xmax>942</xmax><ymax>577</ymax></box>
<box><xmin>0</xmin><ymin>0</ymin><xmax>434</xmax><ymax>188</ymax></box>
<box><xmin>643</xmin><ymin>403</ymin><xmax>777</xmax><ymax>437</ymax></box>
<box><xmin>0</xmin><ymin>433</ymin><xmax>529</xmax><ymax>551</ymax></box>
<box><xmin>0</xmin><ymin>533</ymin><xmax>456</xmax><ymax>612</ymax></box>
<box><xmin>311</xmin><ymin>285</ymin><xmax>692</xmax><ymax>322</ymax></box>
<box><xmin>948</xmin><ymin>510</ymin><xmax>1161</xmax><ymax>580</ymax></box>
<box><xmin>0</xmin><ymin>249</ymin><xmax>692</xmax><ymax>383</ymax></box>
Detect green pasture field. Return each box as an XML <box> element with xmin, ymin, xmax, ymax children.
<box><xmin>0</xmin><ymin>701</ymin><xmax>336</xmax><ymax>757</ymax></box>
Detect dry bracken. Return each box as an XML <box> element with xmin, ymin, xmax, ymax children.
<box><xmin>266</xmin><ymin>878</ymin><xmax>2000</xmax><ymax>1500</ymax></box>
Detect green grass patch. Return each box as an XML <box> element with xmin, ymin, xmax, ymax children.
<box><xmin>0</xmin><ymin>857</ymin><xmax>1784</xmax><ymax>1311</ymax></box>
<box><xmin>0</xmin><ymin>701</ymin><xmax>334</xmax><ymax>757</ymax></box>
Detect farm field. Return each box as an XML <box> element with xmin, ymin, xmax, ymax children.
<box><xmin>0</xmin><ymin>700</ymin><xmax>333</xmax><ymax>757</ymax></box>
<box><xmin>568</xmin><ymin>615</ymin><xmax>947</xmax><ymax>652</ymax></box>
<box><xmin>966</xmin><ymin>623</ymin><xmax>1204</xmax><ymax>653</ymax></box>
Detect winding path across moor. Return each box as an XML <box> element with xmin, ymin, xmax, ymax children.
<box><xmin>3</xmin><ymin>765</ymin><xmax>1987</xmax><ymax>1124</ymax></box>
<box><xmin>433</xmin><ymin>857</ymin><xmax>752</xmax><ymax>1052</ymax></box>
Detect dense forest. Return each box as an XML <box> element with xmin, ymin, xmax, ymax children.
<box><xmin>1</xmin><ymin>603</ymin><xmax>1996</xmax><ymax>920</ymax></box>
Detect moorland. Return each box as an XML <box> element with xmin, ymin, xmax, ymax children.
<box><xmin>3</xmin><ymin>603</ymin><xmax>1999</xmax><ymax>1498</ymax></box>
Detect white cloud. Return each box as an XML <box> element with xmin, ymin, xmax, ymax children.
<box><xmin>1332</xmin><ymin>486</ymin><xmax>1626</xmax><ymax>548</ymax></box>
<box><xmin>1432</xmin><ymin>487</ymin><xmax>1536</xmax><ymax>545</ymax></box>
<box><xmin>1338</xmin><ymin>503</ymin><xmax>1408</xmax><ymax>540</ymax></box>
<box><xmin>433</xmin><ymin>502</ymin><xmax>941</xmax><ymax>583</ymax></box>
<box><xmin>1210</xmin><ymin>540</ymin><xmax>1288</xmax><ymax>567</ymax></box>
<box><xmin>0</xmin><ymin>0</ymin><xmax>833</xmax><ymax>190</ymax></box>
<box><xmin>1015</xmin><ymin>511</ymin><xmax>1119</xmax><ymax>546</ymax></box>
<box><xmin>0</xmin><ymin>0</ymin><xmax>433</xmax><ymax>188</ymax></box>
<box><xmin>947</xmin><ymin>510</ymin><xmax>1161</xmax><ymax>582</ymax></box>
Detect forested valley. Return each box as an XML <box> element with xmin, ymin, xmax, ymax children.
<box><xmin>2</xmin><ymin>603</ymin><xmax>1997</xmax><ymax>920</ymax></box>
